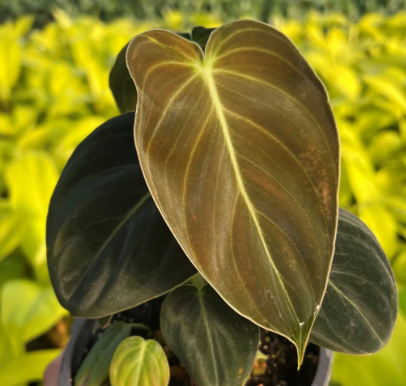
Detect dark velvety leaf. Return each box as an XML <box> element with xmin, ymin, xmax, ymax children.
<box><xmin>310</xmin><ymin>208</ymin><xmax>397</xmax><ymax>354</ymax></box>
<box><xmin>110</xmin><ymin>336</ymin><xmax>169</xmax><ymax>386</ymax></box>
<box><xmin>127</xmin><ymin>20</ymin><xmax>340</xmax><ymax>363</ymax></box>
<box><xmin>191</xmin><ymin>26</ymin><xmax>216</xmax><ymax>50</ymax></box>
<box><xmin>109</xmin><ymin>44</ymin><xmax>137</xmax><ymax>113</ymax></box>
<box><xmin>46</xmin><ymin>113</ymin><xmax>196</xmax><ymax>317</ymax></box>
<box><xmin>160</xmin><ymin>285</ymin><xmax>259</xmax><ymax>386</ymax></box>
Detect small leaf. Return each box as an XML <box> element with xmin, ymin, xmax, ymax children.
<box><xmin>160</xmin><ymin>285</ymin><xmax>259</xmax><ymax>386</ymax></box>
<box><xmin>46</xmin><ymin>113</ymin><xmax>196</xmax><ymax>317</ymax></box>
<box><xmin>310</xmin><ymin>208</ymin><xmax>397</xmax><ymax>354</ymax></box>
<box><xmin>127</xmin><ymin>20</ymin><xmax>340</xmax><ymax>363</ymax></box>
<box><xmin>110</xmin><ymin>336</ymin><xmax>169</xmax><ymax>386</ymax></box>
<box><xmin>75</xmin><ymin>322</ymin><xmax>131</xmax><ymax>386</ymax></box>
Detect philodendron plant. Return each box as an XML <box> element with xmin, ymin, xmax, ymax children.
<box><xmin>46</xmin><ymin>20</ymin><xmax>398</xmax><ymax>386</ymax></box>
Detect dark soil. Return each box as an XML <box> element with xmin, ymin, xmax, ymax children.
<box><xmin>245</xmin><ymin>329</ymin><xmax>319</xmax><ymax>386</ymax></box>
<box><xmin>74</xmin><ymin>299</ymin><xmax>319</xmax><ymax>386</ymax></box>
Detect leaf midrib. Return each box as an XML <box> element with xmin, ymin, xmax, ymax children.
<box><xmin>201</xmin><ymin>66</ymin><xmax>300</xmax><ymax>327</ymax></box>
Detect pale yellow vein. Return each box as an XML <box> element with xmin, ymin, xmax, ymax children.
<box><xmin>255</xmin><ymin>208</ymin><xmax>316</xmax><ymax>301</ymax></box>
<box><xmin>210</xmin><ymin>26</ymin><xmax>289</xmax><ymax>58</ymax></box>
<box><xmin>178</xmin><ymin>105</ymin><xmax>214</xmax><ymax>261</ymax></box>
<box><xmin>329</xmin><ymin>282</ymin><xmax>383</xmax><ymax>343</ymax></box>
<box><xmin>198</xmin><ymin>291</ymin><xmax>220</xmax><ymax>384</ymax></box>
<box><xmin>145</xmin><ymin>35</ymin><xmax>198</xmax><ymax>62</ymax></box>
<box><xmin>228</xmin><ymin>192</ymin><xmax>277</xmax><ymax>330</ymax></box>
<box><xmin>212</xmin><ymin>68</ymin><xmax>338</xmax><ymax>176</ymax></box>
<box><xmin>202</xmin><ymin>66</ymin><xmax>301</xmax><ymax>325</ymax></box>
<box><xmin>213</xmin><ymin>47</ymin><xmax>302</xmax><ymax>75</ymax></box>
<box><xmin>164</xmin><ymin>85</ymin><xmax>207</xmax><ymax>201</ymax></box>
<box><xmin>139</xmin><ymin>61</ymin><xmax>196</xmax><ymax>92</ymax></box>
<box><xmin>312</xmin><ymin>309</ymin><xmax>368</xmax><ymax>354</ymax></box>
<box><xmin>144</xmin><ymin>74</ymin><xmax>198</xmax><ymax>168</ymax></box>
<box><xmin>225</xmin><ymin>109</ymin><xmax>325</xmax><ymax>234</ymax></box>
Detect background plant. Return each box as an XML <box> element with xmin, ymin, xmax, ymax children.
<box><xmin>0</xmin><ymin>8</ymin><xmax>406</xmax><ymax>386</ymax></box>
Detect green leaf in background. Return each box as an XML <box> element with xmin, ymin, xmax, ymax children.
<box><xmin>399</xmin><ymin>286</ymin><xmax>406</xmax><ymax>317</ymax></box>
<box><xmin>0</xmin><ymin>253</ymin><xmax>28</xmax><ymax>296</ymax></box>
<box><xmin>75</xmin><ymin>322</ymin><xmax>131</xmax><ymax>386</ymax></box>
<box><xmin>392</xmin><ymin>250</ymin><xmax>406</xmax><ymax>285</ymax></box>
<box><xmin>358</xmin><ymin>203</ymin><xmax>399</xmax><ymax>261</ymax></box>
<box><xmin>0</xmin><ymin>279</ymin><xmax>68</xmax><ymax>351</ymax></box>
<box><xmin>46</xmin><ymin>113</ymin><xmax>196</xmax><ymax>317</ymax></box>
<box><xmin>160</xmin><ymin>285</ymin><xmax>259</xmax><ymax>386</ymax></box>
<box><xmin>330</xmin><ymin>312</ymin><xmax>406</xmax><ymax>386</ymax></box>
<box><xmin>127</xmin><ymin>20</ymin><xmax>340</xmax><ymax>363</ymax></box>
<box><xmin>0</xmin><ymin>349</ymin><xmax>61</xmax><ymax>386</ymax></box>
<box><xmin>0</xmin><ymin>22</ymin><xmax>22</xmax><ymax>101</ymax></box>
<box><xmin>0</xmin><ymin>318</ymin><xmax>18</xmax><ymax>363</ymax></box>
<box><xmin>0</xmin><ymin>204</ymin><xmax>27</xmax><ymax>262</ymax></box>
<box><xmin>110</xmin><ymin>336</ymin><xmax>169</xmax><ymax>386</ymax></box>
<box><xmin>109</xmin><ymin>43</ymin><xmax>138</xmax><ymax>113</ymax></box>
<box><xmin>310</xmin><ymin>208</ymin><xmax>397</xmax><ymax>354</ymax></box>
<box><xmin>6</xmin><ymin>151</ymin><xmax>59</xmax><ymax>280</ymax></box>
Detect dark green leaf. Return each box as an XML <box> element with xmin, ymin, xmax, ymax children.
<box><xmin>75</xmin><ymin>322</ymin><xmax>131</xmax><ymax>386</ymax></box>
<box><xmin>110</xmin><ymin>336</ymin><xmax>169</xmax><ymax>386</ymax></box>
<box><xmin>310</xmin><ymin>208</ymin><xmax>397</xmax><ymax>354</ymax></box>
<box><xmin>46</xmin><ymin>113</ymin><xmax>196</xmax><ymax>317</ymax></box>
<box><xmin>127</xmin><ymin>20</ymin><xmax>340</xmax><ymax>363</ymax></box>
<box><xmin>109</xmin><ymin>44</ymin><xmax>137</xmax><ymax>113</ymax></box>
<box><xmin>160</xmin><ymin>285</ymin><xmax>259</xmax><ymax>386</ymax></box>
<box><xmin>191</xmin><ymin>26</ymin><xmax>216</xmax><ymax>50</ymax></box>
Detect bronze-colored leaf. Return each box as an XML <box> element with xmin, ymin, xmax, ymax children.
<box><xmin>126</xmin><ymin>20</ymin><xmax>340</xmax><ymax>364</ymax></box>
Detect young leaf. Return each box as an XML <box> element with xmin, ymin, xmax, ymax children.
<box><xmin>127</xmin><ymin>20</ymin><xmax>340</xmax><ymax>363</ymax></box>
<box><xmin>75</xmin><ymin>322</ymin><xmax>131</xmax><ymax>386</ymax></box>
<box><xmin>46</xmin><ymin>113</ymin><xmax>196</xmax><ymax>317</ymax></box>
<box><xmin>310</xmin><ymin>208</ymin><xmax>397</xmax><ymax>354</ymax></box>
<box><xmin>160</xmin><ymin>285</ymin><xmax>259</xmax><ymax>386</ymax></box>
<box><xmin>110</xmin><ymin>336</ymin><xmax>169</xmax><ymax>386</ymax></box>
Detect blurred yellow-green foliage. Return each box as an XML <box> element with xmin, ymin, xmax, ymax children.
<box><xmin>0</xmin><ymin>9</ymin><xmax>406</xmax><ymax>386</ymax></box>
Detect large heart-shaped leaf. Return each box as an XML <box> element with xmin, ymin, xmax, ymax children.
<box><xmin>46</xmin><ymin>113</ymin><xmax>196</xmax><ymax>317</ymax></box>
<box><xmin>160</xmin><ymin>285</ymin><xmax>259</xmax><ymax>386</ymax></box>
<box><xmin>127</xmin><ymin>20</ymin><xmax>340</xmax><ymax>362</ymax></box>
<box><xmin>310</xmin><ymin>208</ymin><xmax>397</xmax><ymax>354</ymax></box>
